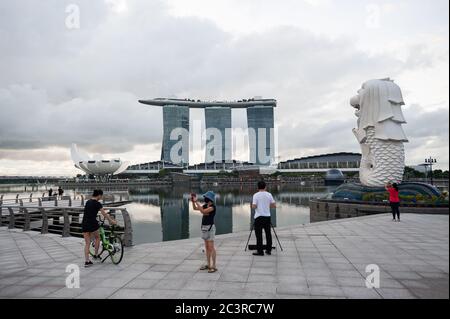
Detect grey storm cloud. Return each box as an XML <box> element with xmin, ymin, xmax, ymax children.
<box><xmin>0</xmin><ymin>0</ymin><xmax>448</xmax><ymax>168</ymax></box>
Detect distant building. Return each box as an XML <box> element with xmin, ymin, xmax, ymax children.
<box><xmin>324</xmin><ymin>169</ymin><xmax>346</xmax><ymax>185</ymax></box>
<box><xmin>139</xmin><ymin>97</ymin><xmax>277</xmax><ymax>165</ymax></box>
<box><xmin>205</xmin><ymin>107</ymin><xmax>232</xmax><ymax>163</ymax></box>
<box><xmin>119</xmin><ymin>153</ymin><xmax>362</xmax><ymax>178</ymax></box>
<box><xmin>185</xmin><ymin>160</ymin><xmax>255</xmax><ymax>173</ymax></box>
<box><xmin>161</xmin><ymin>105</ymin><xmax>190</xmax><ymax>165</ymax></box>
<box><xmin>278</xmin><ymin>152</ymin><xmax>361</xmax><ymax>171</ymax></box>
<box><xmin>70</xmin><ymin>144</ymin><xmax>129</xmax><ymax>180</ymax></box>
<box><xmin>247</xmin><ymin>105</ymin><xmax>275</xmax><ymax>165</ymax></box>
<box><xmin>120</xmin><ymin>160</ymin><xmax>183</xmax><ymax>177</ymax></box>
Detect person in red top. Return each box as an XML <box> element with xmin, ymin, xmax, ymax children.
<box><xmin>385</xmin><ymin>182</ymin><xmax>401</xmax><ymax>222</ymax></box>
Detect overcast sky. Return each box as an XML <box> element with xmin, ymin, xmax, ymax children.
<box><xmin>0</xmin><ymin>0</ymin><xmax>448</xmax><ymax>176</ymax></box>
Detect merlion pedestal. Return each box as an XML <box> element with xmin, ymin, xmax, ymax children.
<box><xmin>332</xmin><ymin>78</ymin><xmax>441</xmax><ymax>200</ymax></box>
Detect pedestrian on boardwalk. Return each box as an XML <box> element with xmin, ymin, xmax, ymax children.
<box><xmin>58</xmin><ymin>186</ymin><xmax>64</xmax><ymax>199</ymax></box>
<box><xmin>81</xmin><ymin>189</ymin><xmax>116</xmax><ymax>267</ymax></box>
<box><xmin>251</xmin><ymin>181</ymin><xmax>276</xmax><ymax>256</ymax></box>
<box><xmin>386</xmin><ymin>182</ymin><xmax>401</xmax><ymax>222</ymax></box>
<box><xmin>191</xmin><ymin>191</ymin><xmax>218</xmax><ymax>273</ymax></box>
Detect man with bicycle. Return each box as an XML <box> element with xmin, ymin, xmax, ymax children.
<box><xmin>82</xmin><ymin>189</ymin><xmax>117</xmax><ymax>267</ymax></box>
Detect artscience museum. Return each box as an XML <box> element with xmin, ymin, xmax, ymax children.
<box><xmin>70</xmin><ymin>144</ymin><xmax>129</xmax><ymax>179</ymax></box>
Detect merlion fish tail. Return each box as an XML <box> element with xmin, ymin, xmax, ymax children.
<box><xmin>359</xmin><ymin>127</ymin><xmax>405</xmax><ymax>187</ymax></box>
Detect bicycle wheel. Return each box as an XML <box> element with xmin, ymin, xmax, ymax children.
<box><xmin>89</xmin><ymin>239</ymin><xmax>104</xmax><ymax>257</ymax></box>
<box><xmin>108</xmin><ymin>235</ymin><xmax>124</xmax><ymax>264</ymax></box>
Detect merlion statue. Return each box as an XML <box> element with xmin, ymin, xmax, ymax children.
<box><xmin>350</xmin><ymin>78</ymin><xmax>408</xmax><ymax>187</ymax></box>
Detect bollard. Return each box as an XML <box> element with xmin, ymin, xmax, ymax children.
<box><xmin>121</xmin><ymin>208</ymin><xmax>133</xmax><ymax>247</ymax></box>
<box><xmin>15</xmin><ymin>194</ymin><xmax>19</xmax><ymax>204</ymax></box>
<box><xmin>19</xmin><ymin>199</ymin><xmax>23</xmax><ymax>207</ymax></box>
<box><xmin>81</xmin><ymin>195</ymin><xmax>85</xmax><ymax>206</ymax></box>
<box><xmin>54</xmin><ymin>197</ymin><xmax>58</xmax><ymax>207</ymax></box>
<box><xmin>29</xmin><ymin>193</ymin><xmax>33</xmax><ymax>203</ymax></box>
<box><xmin>62</xmin><ymin>210</ymin><xmax>70</xmax><ymax>237</ymax></box>
<box><xmin>8</xmin><ymin>207</ymin><xmax>15</xmax><ymax>229</ymax></box>
<box><xmin>68</xmin><ymin>197</ymin><xmax>72</xmax><ymax>207</ymax></box>
<box><xmin>22</xmin><ymin>207</ymin><xmax>30</xmax><ymax>231</ymax></box>
<box><xmin>40</xmin><ymin>208</ymin><xmax>48</xmax><ymax>234</ymax></box>
<box><xmin>38</xmin><ymin>198</ymin><xmax>42</xmax><ymax>207</ymax></box>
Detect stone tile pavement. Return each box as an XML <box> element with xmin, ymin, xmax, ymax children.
<box><xmin>0</xmin><ymin>213</ymin><xmax>448</xmax><ymax>299</ymax></box>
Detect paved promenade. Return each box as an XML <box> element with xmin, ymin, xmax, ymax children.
<box><xmin>0</xmin><ymin>214</ymin><xmax>448</xmax><ymax>299</ymax></box>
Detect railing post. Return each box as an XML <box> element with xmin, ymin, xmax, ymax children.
<box><xmin>121</xmin><ymin>208</ymin><xmax>133</xmax><ymax>247</ymax></box>
<box><xmin>40</xmin><ymin>208</ymin><xmax>48</xmax><ymax>234</ymax></box>
<box><xmin>22</xmin><ymin>207</ymin><xmax>30</xmax><ymax>231</ymax></box>
<box><xmin>109</xmin><ymin>208</ymin><xmax>116</xmax><ymax>219</ymax></box>
<box><xmin>8</xmin><ymin>207</ymin><xmax>15</xmax><ymax>229</ymax></box>
<box><xmin>62</xmin><ymin>210</ymin><xmax>70</xmax><ymax>237</ymax></box>
<box><xmin>0</xmin><ymin>205</ymin><xmax>3</xmax><ymax>227</ymax></box>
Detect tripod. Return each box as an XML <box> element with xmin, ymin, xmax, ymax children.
<box><xmin>245</xmin><ymin>222</ymin><xmax>283</xmax><ymax>252</ymax></box>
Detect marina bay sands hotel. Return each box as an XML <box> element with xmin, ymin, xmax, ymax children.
<box><xmin>138</xmin><ymin>98</ymin><xmax>276</xmax><ymax>166</ymax></box>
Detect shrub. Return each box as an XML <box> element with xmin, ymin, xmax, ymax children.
<box><xmin>362</xmin><ymin>193</ymin><xmax>375</xmax><ymax>202</ymax></box>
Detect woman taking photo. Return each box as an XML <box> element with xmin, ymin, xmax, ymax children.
<box><xmin>191</xmin><ymin>191</ymin><xmax>218</xmax><ymax>273</ymax></box>
<box><xmin>385</xmin><ymin>183</ymin><xmax>401</xmax><ymax>222</ymax></box>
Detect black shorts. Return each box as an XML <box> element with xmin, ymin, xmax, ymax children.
<box><xmin>81</xmin><ymin>221</ymin><xmax>100</xmax><ymax>233</ymax></box>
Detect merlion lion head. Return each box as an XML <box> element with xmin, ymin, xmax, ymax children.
<box><xmin>350</xmin><ymin>78</ymin><xmax>408</xmax><ymax>143</ymax></box>
<box><xmin>350</xmin><ymin>78</ymin><xmax>408</xmax><ymax>187</ymax></box>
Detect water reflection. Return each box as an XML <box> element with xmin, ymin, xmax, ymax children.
<box><xmin>122</xmin><ymin>185</ymin><xmax>336</xmax><ymax>244</ymax></box>
<box><xmin>0</xmin><ymin>184</ymin><xmax>336</xmax><ymax>245</ymax></box>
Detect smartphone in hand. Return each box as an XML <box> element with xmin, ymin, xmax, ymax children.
<box><xmin>190</xmin><ymin>193</ymin><xmax>197</xmax><ymax>201</ymax></box>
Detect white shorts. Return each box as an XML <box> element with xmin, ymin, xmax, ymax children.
<box><xmin>201</xmin><ymin>225</ymin><xmax>216</xmax><ymax>241</ymax></box>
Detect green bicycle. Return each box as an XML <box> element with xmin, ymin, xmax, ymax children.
<box><xmin>89</xmin><ymin>215</ymin><xmax>124</xmax><ymax>265</ymax></box>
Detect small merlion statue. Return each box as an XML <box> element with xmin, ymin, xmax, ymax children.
<box><xmin>350</xmin><ymin>78</ymin><xmax>408</xmax><ymax>187</ymax></box>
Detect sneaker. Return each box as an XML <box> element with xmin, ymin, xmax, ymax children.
<box><xmin>93</xmin><ymin>255</ymin><xmax>101</xmax><ymax>261</ymax></box>
<box><xmin>84</xmin><ymin>261</ymin><xmax>93</xmax><ymax>268</ymax></box>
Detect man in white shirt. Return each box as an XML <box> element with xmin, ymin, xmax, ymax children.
<box><xmin>251</xmin><ymin>181</ymin><xmax>276</xmax><ymax>256</ymax></box>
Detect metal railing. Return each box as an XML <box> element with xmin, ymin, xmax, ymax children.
<box><xmin>0</xmin><ymin>193</ymin><xmax>85</xmax><ymax>207</ymax></box>
<box><xmin>0</xmin><ymin>192</ymin><xmax>131</xmax><ymax>208</ymax></box>
<box><xmin>0</xmin><ymin>205</ymin><xmax>133</xmax><ymax>247</ymax></box>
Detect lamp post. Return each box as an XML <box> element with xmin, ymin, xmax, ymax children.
<box><xmin>424</xmin><ymin>157</ymin><xmax>437</xmax><ymax>185</ymax></box>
